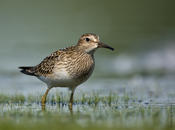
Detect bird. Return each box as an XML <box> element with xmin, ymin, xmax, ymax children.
<box><xmin>19</xmin><ymin>33</ymin><xmax>114</xmax><ymax>111</ymax></box>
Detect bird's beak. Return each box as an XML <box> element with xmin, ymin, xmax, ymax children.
<box><xmin>98</xmin><ymin>42</ymin><xmax>114</xmax><ymax>51</ymax></box>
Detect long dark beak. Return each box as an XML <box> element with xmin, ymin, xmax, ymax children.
<box><xmin>98</xmin><ymin>42</ymin><xmax>114</xmax><ymax>51</ymax></box>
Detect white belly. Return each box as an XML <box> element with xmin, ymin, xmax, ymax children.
<box><xmin>38</xmin><ymin>68</ymin><xmax>78</xmax><ymax>88</ymax></box>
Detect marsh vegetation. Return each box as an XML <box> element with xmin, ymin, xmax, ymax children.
<box><xmin>0</xmin><ymin>92</ymin><xmax>174</xmax><ymax>130</ymax></box>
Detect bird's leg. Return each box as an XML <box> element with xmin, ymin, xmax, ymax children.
<box><xmin>68</xmin><ymin>88</ymin><xmax>75</xmax><ymax>112</ymax></box>
<box><xmin>41</xmin><ymin>87</ymin><xmax>51</xmax><ymax>111</ymax></box>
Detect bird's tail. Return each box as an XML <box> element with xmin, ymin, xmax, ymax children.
<box><xmin>19</xmin><ymin>66</ymin><xmax>36</xmax><ymax>76</ymax></box>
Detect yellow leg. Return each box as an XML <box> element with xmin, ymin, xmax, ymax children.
<box><xmin>41</xmin><ymin>87</ymin><xmax>51</xmax><ymax>111</ymax></box>
<box><xmin>68</xmin><ymin>88</ymin><xmax>75</xmax><ymax>112</ymax></box>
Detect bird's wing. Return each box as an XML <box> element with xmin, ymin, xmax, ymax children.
<box><xmin>33</xmin><ymin>50</ymin><xmax>61</xmax><ymax>76</ymax></box>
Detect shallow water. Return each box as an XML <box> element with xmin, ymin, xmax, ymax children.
<box><xmin>0</xmin><ymin>1</ymin><xmax>175</xmax><ymax>103</ymax></box>
<box><xmin>0</xmin><ymin>95</ymin><xmax>174</xmax><ymax>129</ymax></box>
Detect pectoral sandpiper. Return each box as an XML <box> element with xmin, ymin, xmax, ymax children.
<box><xmin>19</xmin><ymin>33</ymin><xmax>114</xmax><ymax>111</ymax></box>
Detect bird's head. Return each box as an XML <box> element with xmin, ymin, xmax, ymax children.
<box><xmin>77</xmin><ymin>33</ymin><xmax>114</xmax><ymax>54</ymax></box>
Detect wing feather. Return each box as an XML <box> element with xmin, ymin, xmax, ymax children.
<box><xmin>33</xmin><ymin>51</ymin><xmax>60</xmax><ymax>76</ymax></box>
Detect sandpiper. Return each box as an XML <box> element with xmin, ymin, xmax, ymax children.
<box><xmin>19</xmin><ymin>33</ymin><xmax>114</xmax><ymax>111</ymax></box>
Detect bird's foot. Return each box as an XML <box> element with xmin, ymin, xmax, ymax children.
<box><xmin>68</xmin><ymin>102</ymin><xmax>73</xmax><ymax>113</ymax></box>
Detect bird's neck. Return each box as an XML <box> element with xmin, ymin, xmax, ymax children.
<box><xmin>87</xmin><ymin>49</ymin><xmax>96</xmax><ymax>56</ymax></box>
<box><xmin>76</xmin><ymin>45</ymin><xmax>97</xmax><ymax>56</ymax></box>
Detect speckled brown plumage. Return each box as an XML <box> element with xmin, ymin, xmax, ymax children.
<box><xmin>19</xmin><ymin>33</ymin><xmax>114</xmax><ymax>111</ymax></box>
<box><xmin>21</xmin><ymin>45</ymin><xmax>94</xmax><ymax>78</ymax></box>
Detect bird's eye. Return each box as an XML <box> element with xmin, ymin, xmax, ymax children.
<box><xmin>85</xmin><ymin>38</ymin><xmax>90</xmax><ymax>42</ymax></box>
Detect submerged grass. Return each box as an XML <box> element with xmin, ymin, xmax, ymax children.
<box><xmin>0</xmin><ymin>92</ymin><xmax>174</xmax><ymax>130</ymax></box>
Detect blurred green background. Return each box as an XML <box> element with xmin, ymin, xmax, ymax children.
<box><xmin>0</xmin><ymin>0</ymin><xmax>175</xmax><ymax>96</ymax></box>
<box><xmin>0</xmin><ymin>0</ymin><xmax>175</xmax><ymax>55</ymax></box>
<box><xmin>0</xmin><ymin>1</ymin><xmax>175</xmax><ymax>129</ymax></box>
